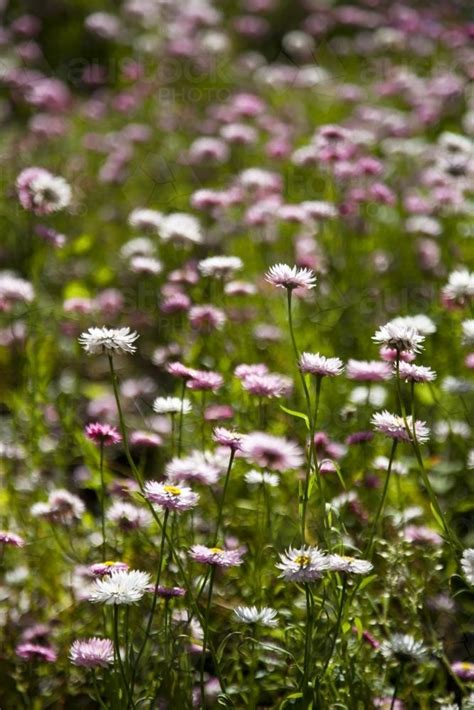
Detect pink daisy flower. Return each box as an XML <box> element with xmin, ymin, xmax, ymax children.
<box><xmin>69</xmin><ymin>638</ymin><xmax>114</xmax><ymax>668</ymax></box>
<box><xmin>16</xmin><ymin>643</ymin><xmax>57</xmax><ymax>663</ymax></box>
<box><xmin>189</xmin><ymin>544</ymin><xmax>244</xmax><ymax>567</ymax></box>
<box><xmin>346</xmin><ymin>359</ymin><xmax>392</xmax><ymax>382</ymax></box>
<box><xmin>212</xmin><ymin>427</ymin><xmax>244</xmax><ymax>451</ymax></box>
<box><xmin>299</xmin><ymin>352</ymin><xmax>344</xmax><ymax>377</ymax></box>
<box><xmin>265</xmin><ymin>263</ymin><xmax>317</xmax><ymax>290</ymax></box>
<box><xmin>85</xmin><ymin>422</ymin><xmax>121</xmax><ymax>446</ymax></box>
<box><xmin>0</xmin><ymin>530</ymin><xmax>25</xmax><ymax>547</ymax></box>
<box><xmin>144</xmin><ymin>481</ymin><xmax>199</xmax><ymax>513</ymax></box>
<box><xmin>241</xmin><ymin>432</ymin><xmax>304</xmax><ymax>471</ymax></box>
<box><xmin>371</xmin><ymin>411</ymin><xmax>430</xmax><ymax>444</ymax></box>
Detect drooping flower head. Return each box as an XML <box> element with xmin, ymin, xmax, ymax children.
<box><xmin>213</xmin><ymin>427</ymin><xmax>244</xmax><ymax>451</ymax></box>
<box><xmin>16</xmin><ymin>643</ymin><xmax>57</xmax><ymax>663</ymax></box>
<box><xmin>0</xmin><ymin>530</ymin><xmax>25</xmax><ymax>547</ymax></box>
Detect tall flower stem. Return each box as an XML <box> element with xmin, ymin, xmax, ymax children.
<box><xmin>99</xmin><ymin>441</ymin><xmax>106</xmax><ymax>561</ymax></box>
<box><xmin>395</xmin><ymin>363</ymin><xmax>459</xmax><ymax>550</ymax></box>
<box><xmin>213</xmin><ymin>449</ymin><xmax>236</xmax><ymax>545</ymax></box>
<box><xmin>178</xmin><ymin>379</ymin><xmax>186</xmax><ymax>456</ymax></box>
<box><xmin>128</xmin><ymin>509</ymin><xmax>169</xmax><ymax>705</ymax></box>
<box><xmin>200</xmin><ymin>566</ymin><xmax>217</xmax><ymax>702</ymax></box>
<box><xmin>107</xmin><ymin>355</ymin><xmax>144</xmax><ymax>489</ymax></box>
<box><xmin>112</xmin><ymin>605</ymin><xmax>129</xmax><ymax>704</ymax></box>
<box><xmin>286</xmin><ymin>289</ymin><xmax>312</xmax><ymax>415</ymax></box>
<box><xmin>302</xmin><ymin>583</ymin><xmax>315</xmax><ymax>697</ymax></box>
<box><xmin>365</xmin><ymin>439</ymin><xmax>398</xmax><ymax>557</ymax></box>
<box><xmin>390</xmin><ymin>663</ymin><xmax>404</xmax><ymax>710</ymax></box>
<box><xmin>320</xmin><ymin>575</ymin><xmax>348</xmax><ymax>677</ymax></box>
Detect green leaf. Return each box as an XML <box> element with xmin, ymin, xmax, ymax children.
<box><xmin>358</xmin><ymin>574</ymin><xmax>377</xmax><ymax>591</ymax></box>
<box><xmin>279</xmin><ymin>405</ymin><xmax>310</xmax><ymax>430</ymax></box>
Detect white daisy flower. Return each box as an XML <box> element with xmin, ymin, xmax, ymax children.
<box><xmin>372</xmin><ymin>322</ymin><xmax>425</xmax><ymax>353</ymax></box>
<box><xmin>461</xmin><ymin>548</ymin><xmax>474</xmax><ymax>585</ymax></box>
<box><xmin>276</xmin><ymin>546</ymin><xmax>329</xmax><ymax>583</ymax></box>
<box><xmin>78</xmin><ymin>327</ymin><xmax>139</xmax><ymax>355</ymax></box>
<box><xmin>233</xmin><ymin>606</ymin><xmax>278</xmax><ymax>627</ymax></box>
<box><xmin>88</xmin><ymin>569</ymin><xmax>151</xmax><ymax>605</ymax></box>
<box><xmin>198</xmin><ymin>256</ymin><xmax>243</xmax><ymax>278</ymax></box>
<box><xmin>461</xmin><ymin>320</ymin><xmax>474</xmax><ymax>346</ymax></box>
<box><xmin>128</xmin><ymin>208</ymin><xmax>163</xmax><ymax>232</ymax></box>
<box><xmin>244</xmin><ymin>470</ymin><xmax>280</xmax><ymax>487</ymax></box>
<box><xmin>327</xmin><ymin>554</ymin><xmax>373</xmax><ymax>575</ymax></box>
<box><xmin>380</xmin><ymin>633</ymin><xmax>428</xmax><ymax>662</ymax></box>
<box><xmin>152</xmin><ymin>396</ymin><xmax>192</xmax><ymax>415</ymax></box>
<box><xmin>159</xmin><ymin>213</ymin><xmax>202</xmax><ymax>245</ymax></box>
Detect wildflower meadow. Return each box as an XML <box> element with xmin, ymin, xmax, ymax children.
<box><xmin>1</xmin><ymin>0</ymin><xmax>474</xmax><ymax>708</ymax></box>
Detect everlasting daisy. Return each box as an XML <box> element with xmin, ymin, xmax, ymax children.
<box><xmin>89</xmin><ymin>561</ymin><xmax>129</xmax><ymax>576</ymax></box>
<box><xmin>299</xmin><ymin>352</ymin><xmax>344</xmax><ymax>377</ymax></box>
<box><xmin>328</xmin><ymin>554</ymin><xmax>373</xmax><ymax>575</ymax></box>
<box><xmin>153</xmin><ymin>396</ymin><xmax>192</xmax><ymax>415</ymax></box>
<box><xmin>372</xmin><ymin>322</ymin><xmax>425</xmax><ymax>353</ymax></box>
<box><xmin>0</xmin><ymin>531</ymin><xmax>25</xmax><ymax>547</ymax></box>
<box><xmin>107</xmin><ymin>501</ymin><xmax>152</xmax><ymax>531</ymax></box>
<box><xmin>85</xmin><ymin>422</ymin><xmax>121</xmax><ymax>445</ymax></box>
<box><xmin>186</xmin><ymin>370</ymin><xmax>224</xmax><ymax>392</ymax></box>
<box><xmin>189</xmin><ymin>544</ymin><xmax>244</xmax><ymax>568</ymax></box>
<box><xmin>16</xmin><ymin>167</ymin><xmax>71</xmax><ymax>215</ymax></box>
<box><xmin>31</xmin><ymin>489</ymin><xmax>85</xmax><ymax>525</ymax></box>
<box><xmin>16</xmin><ymin>643</ymin><xmax>57</xmax><ymax>663</ymax></box>
<box><xmin>461</xmin><ymin>548</ymin><xmax>474</xmax><ymax>585</ymax></box>
<box><xmin>233</xmin><ymin>606</ymin><xmax>278</xmax><ymax>627</ymax></box>
<box><xmin>244</xmin><ymin>470</ymin><xmax>280</xmax><ymax>487</ymax></box>
<box><xmin>128</xmin><ymin>207</ymin><xmax>162</xmax><ymax>232</ymax></box>
<box><xmin>213</xmin><ymin>427</ymin><xmax>243</xmax><ymax>451</ymax></box>
<box><xmin>78</xmin><ymin>327</ymin><xmax>139</xmax><ymax>355</ymax></box>
<box><xmin>0</xmin><ymin>272</ymin><xmax>35</xmax><ymax>307</ymax></box>
<box><xmin>397</xmin><ymin>362</ymin><xmax>437</xmax><ymax>383</ymax></box>
<box><xmin>461</xmin><ymin>320</ymin><xmax>474</xmax><ymax>345</ymax></box>
<box><xmin>371</xmin><ymin>411</ymin><xmax>430</xmax><ymax>444</ymax></box>
<box><xmin>380</xmin><ymin>633</ymin><xmax>428</xmax><ymax>662</ymax></box>
<box><xmin>442</xmin><ymin>268</ymin><xmax>474</xmax><ymax>305</ymax></box>
<box><xmin>265</xmin><ymin>263</ymin><xmax>317</xmax><ymax>290</ymax></box>
<box><xmin>346</xmin><ymin>359</ymin><xmax>392</xmax><ymax>382</ymax></box>
<box><xmin>159</xmin><ymin>213</ymin><xmax>203</xmax><ymax>245</ymax></box>
<box><xmin>241</xmin><ymin>373</ymin><xmax>292</xmax><ymax>398</ymax></box>
<box><xmin>276</xmin><ymin>546</ymin><xmax>329</xmax><ymax>582</ymax></box>
<box><xmin>165</xmin><ymin>451</ymin><xmax>223</xmax><ymax>485</ymax></box>
<box><xmin>88</xmin><ymin>569</ymin><xmax>151</xmax><ymax>605</ymax></box>
<box><xmin>451</xmin><ymin>661</ymin><xmax>474</xmax><ymax>681</ymax></box>
<box><xmin>69</xmin><ymin>638</ymin><xmax>114</xmax><ymax>668</ymax></box>
<box><xmin>198</xmin><ymin>256</ymin><xmax>243</xmax><ymax>278</ymax></box>
<box><xmin>241</xmin><ymin>432</ymin><xmax>304</xmax><ymax>471</ymax></box>
<box><xmin>144</xmin><ymin>481</ymin><xmax>199</xmax><ymax>513</ymax></box>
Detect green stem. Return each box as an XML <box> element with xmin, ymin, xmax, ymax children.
<box><xmin>320</xmin><ymin>575</ymin><xmax>348</xmax><ymax>677</ymax></box>
<box><xmin>128</xmin><ymin>509</ymin><xmax>169</xmax><ymax>702</ymax></box>
<box><xmin>302</xmin><ymin>584</ymin><xmax>315</xmax><ymax>696</ymax></box>
<box><xmin>214</xmin><ymin>449</ymin><xmax>236</xmax><ymax>545</ymax></box>
<box><xmin>365</xmin><ymin>439</ymin><xmax>398</xmax><ymax>557</ymax></box>
<box><xmin>99</xmin><ymin>442</ymin><xmax>106</xmax><ymax>562</ymax></box>
<box><xmin>200</xmin><ymin>566</ymin><xmax>216</xmax><ymax>702</ymax></box>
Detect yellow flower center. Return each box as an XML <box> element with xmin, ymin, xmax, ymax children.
<box><xmin>163</xmin><ymin>485</ymin><xmax>182</xmax><ymax>496</ymax></box>
<box><xmin>104</xmin><ymin>560</ymin><xmax>117</xmax><ymax>566</ymax></box>
<box><xmin>210</xmin><ymin>547</ymin><xmax>223</xmax><ymax>554</ymax></box>
<box><xmin>341</xmin><ymin>556</ymin><xmax>355</xmax><ymax>563</ymax></box>
<box><xmin>295</xmin><ymin>554</ymin><xmax>311</xmax><ymax>567</ymax></box>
